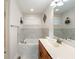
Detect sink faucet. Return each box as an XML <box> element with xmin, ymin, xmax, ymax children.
<box><xmin>56</xmin><ymin>38</ymin><xmax>63</xmax><ymax>44</ymax></box>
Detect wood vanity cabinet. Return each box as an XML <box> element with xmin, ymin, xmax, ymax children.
<box><xmin>39</xmin><ymin>41</ymin><xmax>52</xmax><ymax>59</ymax></box>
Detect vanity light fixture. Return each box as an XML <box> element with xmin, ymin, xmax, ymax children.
<box><xmin>50</xmin><ymin>1</ymin><xmax>56</xmax><ymax>6</ymax></box>
<box><xmin>20</xmin><ymin>17</ymin><xmax>23</xmax><ymax>24</ymax></box>
<box><xmin>50</xmin><ymin>0</ymin><xmax>67</xmax><ymax>7</ymax></box>
<box><xmin>30</xmin><ymin>8</ymin><xmax>34</xmax><ymax>12</ymax></box>
<box><xmin>43</xmin><ymin>14</ymin><xmax>47</xmax><ymax>23</ymax></box>
<box><xmin>63</xmin><ymin>0</ymin><xmax>68</xmax><ymax>2</ymax></box>
<box><xmin>56</xmin><ymin>1</ymin><xmax>64</xmax><ymax>6</ymax></box>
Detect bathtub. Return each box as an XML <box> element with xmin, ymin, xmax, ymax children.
<box><xmin>17</xmin><ymin>39</ymin><xmax>38</xmax><ymax>59</ymax></box>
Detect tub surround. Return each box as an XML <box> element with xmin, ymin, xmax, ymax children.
<box><xmin>39</xmin><ymin>38</ymin><xmax>75</xmax><ymax>59</ymax></box>
<box><xmin>17</xmin><ymin>42</ymin><xmax>38</xmax><ymax>59</ymax></box>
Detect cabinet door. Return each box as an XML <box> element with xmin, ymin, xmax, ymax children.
<box><xmin>39</xmin><ymin>41</ymin><xmax>52</xmax><ymax>59</ymax></box>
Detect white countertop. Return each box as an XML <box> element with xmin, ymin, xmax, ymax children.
<box><xmin>39</xmin><ymin>39</ymin><xmax>75</xmax><ymax>59</ymax></box>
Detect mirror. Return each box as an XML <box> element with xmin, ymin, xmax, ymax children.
<box><xmin>53</xmin><ymin>0</ymin><xmax>75</xmax><ymax>46</ymax></box>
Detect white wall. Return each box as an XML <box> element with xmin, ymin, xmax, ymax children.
<box><xmin>9</xmin><ymin>1</ymin><xmax>22</xmax><ymax>26</ymax></box>
<box><xmin>43</xmin><ymin>7</ymin><xmax>54</xmax><ymax>38</ymax></box>
<box><xmin>23</xmin><ymin>14</ymin><xmax>42</xmax><ymax>25</ymax></box>
<box><xmin>18</xmin><ymin>14</ymin><xmax>43</xmax><ymax>43</ymax></box>
<box><xmin>53</xmin><ymin>14</ymin><xmax>63</xmax><ymax>25</ymax></box>
<box><xmin>42</xmin><ymin>7</ymin><xmax>54</xmax><ymax>25</ymax></box>
<box><xmin>9</xmin><ymin>0</ymin><xmax>23</xmax><ymax>59</ymax></box>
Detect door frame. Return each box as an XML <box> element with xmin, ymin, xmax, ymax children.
<box><xmin>4</xmin><ymin>0</ymin><xmax>10</xmax><ymax>59</ymax></box>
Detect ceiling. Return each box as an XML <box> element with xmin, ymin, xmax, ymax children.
<box><xmin>54</xmin><ymin>0</ymin><xmax>75</xmax><ymax>15</ymax></box>
<box><xmin>16</xmin><ymin>0</ymin><xmax>52</xmax><ymax>14</ymax></box>
<box><xmin>16</xmin><ymin>0</ymin><xmax>75</xmax><ymax>15</ymax></box>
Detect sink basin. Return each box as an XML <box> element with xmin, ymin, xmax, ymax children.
<box><xmin>63</xmin><ymin>40</ymin><xmax>75</xmax><ymax>47</ymax></box>
<box><xmin>39</xmin><ymin>38</ymin><xmax>75</xmax><ymax>59</ymax></box>
<box><xmin>48</xmin><ymin>39</ymin><xmax>62</xmax><ymax>47</ymax></box>
<box><xmin>40</xmin><ymin>39</ymin><xmax>62</xmax><ymax>48</ymax></box>
<box><xmin>52</xmin><ymin>42</ymin><xmax>62</xmax><ymax>47</ymax></box>
<box><xmin>48</xmin><ymin>39</ymin><xmax>75</xmax><ymax>59</ymax></box>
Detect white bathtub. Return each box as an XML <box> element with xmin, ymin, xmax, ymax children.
<box><xmin>17</xmin><ymin>42</ymin><xmax>38</xmax><ymax>59</ymax></box>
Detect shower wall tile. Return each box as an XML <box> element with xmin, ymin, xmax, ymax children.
<box><xmin>17</xmin><ymin>27</ymin><xmax>49</xmax><ymax>43</ymax></box>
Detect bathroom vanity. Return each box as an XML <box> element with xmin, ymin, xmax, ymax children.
<box><xmin>39</xmin><ymin>39</ymin><xmax>75</xmax><ymax>59</ymax></box>
<box><xmin>39</xmin><ymin>41</ymin><xmax>52</xmax><ymax>59</ymax></box>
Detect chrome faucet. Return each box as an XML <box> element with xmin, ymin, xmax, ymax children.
<box><xmin>56</xmin><ymin>38</ymin><xmax>63</xmax><ymax>44</ymax></box>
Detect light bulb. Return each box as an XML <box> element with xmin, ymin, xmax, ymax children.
<box><xmin>55</xmin><ymin>9</ymin><xmax>59</xmax><ymax>11</ymax></box>
<box><xmin>30</xmin><ymin>8</ymin><xmax>34</xmax><ymax>12</ymax></box>
<box><xmin>63</xmin><ymin>0</ymin><xmax>68</xmax><ymax>2</ymax></box>
<box><xmin>57</xmin><ymin>1</ymin><xmax>64</xmax><ymax>6</ymax></box>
